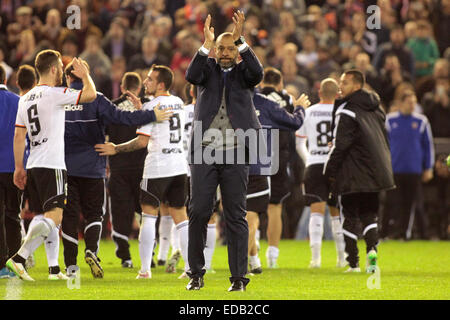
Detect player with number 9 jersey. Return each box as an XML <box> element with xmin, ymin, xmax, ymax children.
<box><xmin>137</xmin><ymin>94</ymin><xmax>187</xmax><ymax>179</ymax></box>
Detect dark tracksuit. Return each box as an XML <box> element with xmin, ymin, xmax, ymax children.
<box><xmin>0</xmin><ymin>85</ymin><xmax>21</xmax><ymax>269</ymax></box>
<box><xmin>62</xmin><ymin>81</ymin><xmax>157</xmax><ymax>267</ymax></box>
<box><xmin>106</xmin><ymin>94</ymin><xmax>148</xmax><ymax>262</ymax></box>
<box><xmin>324</xmin><ymin>89</ymin><xmax>395</xmax><ymax>268</ymax></box>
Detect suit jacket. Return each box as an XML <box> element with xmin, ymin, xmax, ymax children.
<box><xmin>185</xmin><ymin>46</ymin><xmax>264</xmax><ymax>160</ymax></box>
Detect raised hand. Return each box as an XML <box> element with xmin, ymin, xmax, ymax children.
<box><xmin>231</xmin><ymin>10</ymin><xmax>245</xmax><ymax>41</ymax></box>
<box><xmin>203</xmin><ymin>14</ymin><xmax>215</xmax><ymax>49</ymax></box>
<box><xmin>71</xmin><ymin>57</ymin><xmax>89</xmax><ymax>79</ymax></box>
<box><xmin>294</xmin><ymin>93</ymin><xmax>311</xmax><ymax>108</ymax></box>
<box><xmin>126</xmin><ymin>90</ymin><xmax>142</xmax><ymax>110</ymax></box>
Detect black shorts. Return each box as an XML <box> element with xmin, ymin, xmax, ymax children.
<box><xmin>246</xmin><ymin>175</ymin><xmax>270</xmax><ymax>214</ymax></box>
<box><xmin>269</xmin><ymin>167</ymin><xmax>290</xmax><ymax>204</ymax></box>
<box><xmin>303</xmin><ymin>163</ymin><xmax>337</xmax><ymax>207</ymax></box>
<box><xmin>140</xmin><ymin>174</ymin><xmax>188</xmax><ymax>208</ymax></box>
<box><xmin>25</xmin><ymin>168</ymin><xmax>67</xmax><ymax>214</ymax></box>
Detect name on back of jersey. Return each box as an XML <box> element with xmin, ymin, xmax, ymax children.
<box><xmin>25</xmin><ymin>92</ymin><xmax>43</xmax><ymax>102</ymax></box>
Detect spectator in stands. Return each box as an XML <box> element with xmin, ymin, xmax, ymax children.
<box><xmin>422</xmin><ymin>77</ymin><xmax>450</xmax><ymax>138</ymax></box>
<box><xmin>310</xmin><ymin>45</ymin><xmax>341</xmax><ymax>93</ymax></box>
<box><xmin>100</xmin><ymin>56</ymin><xmax>127</xmax><ymax>101</ymax></box>
<box><xmin>372</xmin><ymin>24</ymin><xmax>415</xmax><ymax>77</ymax></box>
<box><xmin>430</xmin><ymin>0</ymin><xmax>450</xmax><ymax>55</ymax></box>
<box><xmin>0</xmin><ymin>46</ymin><xmax>13</xmax><ymax>81</ymax></box>
<box><xmin>147</xmin><ymin>16</ymin><xmax>174</xmax><ymax>63</ymax></box>
<box><xmin>10</xmin><ymin>29</ymin><xmax>36</xmax><ymax>68</ymax></box>
<box><xmin>354</xmin><ymin>52</ymin><xmax>380</xmax><ymax>93</ymax></box>
<box><xmin>101</xmin><ymin>17</ymin><xmax>135</xmax><ymax>62</ymax></box>
<box><xmin>128</xmin><ymin>36</ymin><xmax>167</xmax><ymax>72</ymax></box>
<box><xmin>335</xmin><ymin>27</ymin><xmax>354</xmax><ymax>65</ymax></box>
<box><xmin>279</xmin><ymin>11</ymin><xmax>303</xmax><ymax>49</ymax></box>
<box><xmin>39</xmin><ymin>9</ymin><xmax>67</xmax><ymax>47</ymax></box>
<box><xmin>404</xmin><ymin>20</ymin><xmax>417</xmax><ymax>40</ymax></box>
<box><xmin>79</xmin><ymin>34</ymin><xmax>112</xmax><ymax>85</ymax></box>
<box><xmin>312</xmin><ymin>16</ymin><xmax>338</xmax><ymax>49</ymax></box>
<box><xmin>6</xmin><ymin>6</ymin><xmax>36</xmax><ymax>49</ymax></box>
<box><xmin>281</xmin><ymin>58</ymin><xmax>310</xmax><ymax>98</ymax></box>
<box><xmin>416</xmin><ymin>59</ymin><xmax>449</xmax><ymax>102</ymax></box>
<box><xmin>379</xmin><ymin>53</ymin><xmax>412</xmax><ymax>107</ymax></box>
<box><xmin>351</xmin><ymin>11</ymin><xmax>378</xmax><ymax>57</ymax></box>
<box><xmin>61</xmin><ymin>34</ymin><xmax>79</xmax><ymax>60</ymax></box>
<box><xmin>406</xmin><ymin>20</ymin><xmax>440</xmax><ymax>78</ymax></box>
<box><xmin>341</xmin><ymin>44</ymin><xmax>363</xmax><ymax>70</ymax></box>
<box><xmin>296</xmin><ymin>32</ymin><xmax>318</xmax><ymax>78</ymax></box>
<box><xmin>266</xmin><ymin>29</ymin><xmax>287</xmax><ymax>70</ymax></box>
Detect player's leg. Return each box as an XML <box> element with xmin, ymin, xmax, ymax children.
<box><xmin>109</xmin><ymin>171</ymin><xmax>134</xmax><ymax>267</ymax></box>
<box><xmin>158</xmin><ymin>202</ymin><xmax>173</xmax><ymax>266</ymax></box>
<box><xmin>266</xmin><ymin>170</ymin><xmax>289</xmax><ymax>268</ymax></box>
<box><xmin>167</xmin><ymin>174</ymin><xmax>189</xmax><ymax>278</ymax></box>
<box><xmin>246</xmin><ymin>211</ymin><xmax>261</xmax><ymax>274</ymax></box>
<box><xmin>79</xmin><ymin>177</ymin><xmax>105</xmax><ymax>278</ymax></box>
<box><xmin>0</xmin><ymin>173</ymin><xmax>21</xmax><ymax>278</ymax></box>
<box><xmin>8</xmin><ymin>169</ymin><xmax>66</xmax><ymax>281</ymax></box>
<box><xmin>359</xmin><ymin>192</ymin><xmax>380</xmax><ymax>273</ymax></box>
<box><xmin>309</xmin><ymin>201</ymin><xmax>325</xmax><ymax>268</ymax></box>
<box><xmin>204</xmin><ymin>212</ymin><xmax>217</xmax><ymax>273</ymax></box>
<box><xmin>340</xmin><ymin>193</ymin><xmax>361</xmax><ymax>272</ymax></box>
<box><xmin>137</xmin><ymin>178</ymin><xmax>164</xmax><ymax>278</ymax></box>
<box><xmin>61</xmin><ymin>176</ymin><xmax>81</xmax><ymax>270</ymax></box>
<box><xmin>329</xmin><ymin>204</ymin><xmax>346</xmax><ymax>267</ymax></box>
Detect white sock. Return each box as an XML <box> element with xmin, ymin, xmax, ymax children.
<box><xmin>331</xmin><ymin>216</ymin><xmax>346</xmax><ymax>262</ymax></box>
<box><xmin>45</xmin><ymin>225</ymin><xmax>60</xmax><ymax>267</ymax></box>
<box><xmin>170</xmin><ymin>223</ymin><xmax>180</xmax><ymax>251</ymax></box>
<box><xmin>309</xmin><ymin>213</ymin><xmax>324</xmax><ymax>262</ymax></box>
<box><xmin>18</xmin><ymin>217</ymin><xmax>55</xmax><ymax>259</ymax></box>
<box><xmin>249</xmin><ymin>255</ymin><xmax>261</xmax><ymax>268</ymax></box>
<box><xmin>204</xmin><ymin>223</ymin><xmax>216</xmax><ymax>270</ymax></box>
<box><xmin>267</xmin><ymin>246</ymin><xmax>279</xmax><ymax>261</ymax></box>
<box><xmin>157</xmin><ymin>216</ymin><xmax>173</xmax><ymax>261</ymax></box>
<box><xmin>138</xmin><ymin>214</ymin><xmax>157</xmax><ymax>272</ymax></box>
<box><xmin>176</xmin><ymin>220</ymin><xmax>189</xmax><ymax>272</ymax></box>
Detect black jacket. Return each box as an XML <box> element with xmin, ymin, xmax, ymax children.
<box><xmin>324</xmin><ymin>89</ymin><xmax>395</xmax><ymax>194</ymax></box>
<box><xmin>185</xmin><ymin>46</ymin><xmax>264</xmax><ymax>158</ymax></box>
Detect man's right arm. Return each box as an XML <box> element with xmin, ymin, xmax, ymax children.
<box><xmin>13</xmin><ymin>127</ymin><xmax>27</xmax><ymax>190</ymax></box>
<box><xmin>94</xmin><ymin>134</ymin><xmax>149</xmax><ymax>156</ymax></box>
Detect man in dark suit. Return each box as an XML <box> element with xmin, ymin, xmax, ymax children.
<box><xmin>185</xmin><ymin>11</ymin><xmax>263</xmax><ymax>292</ymax></box>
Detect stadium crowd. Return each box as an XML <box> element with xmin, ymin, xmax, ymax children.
<box><xmin>0</xmin><ymin>0</ymin><xmax>448</xmax><ymax>244</ymax></box>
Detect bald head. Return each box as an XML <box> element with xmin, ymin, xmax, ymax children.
<box><xmin>215</xmin><ymin>32</ymin><xmax>238</xmax><ymax>68</ymax></box>
<box><xmin>319</xmin><ymin>78</ymin><xmax>339</xmax><ymax>102</ymax></box>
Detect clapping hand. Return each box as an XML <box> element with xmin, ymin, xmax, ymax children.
<box><xmin>232</xmin><ymin>10</ymin><xmax>245</xmax><ymax>42</ymax></box>
<box><xmin>203</xmin><ymin>14</ymin><xmax>215</xmax><ymax>50</ymax></box>
<box><xmin>294</xmin><ymin>93</ymin><xmax>311</xmax><ymax>108</ymax></box>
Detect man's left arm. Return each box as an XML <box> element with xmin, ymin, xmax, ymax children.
<box><xmin>239</xmin><ymin>45</ymin><xmax>264</xmax><ymax>87</ymax></box>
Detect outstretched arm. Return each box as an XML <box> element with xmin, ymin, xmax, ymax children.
<box><xmin>94</xmin><ymin>134</ymin><xmax>149</xmax><ymax>156</ymax></box>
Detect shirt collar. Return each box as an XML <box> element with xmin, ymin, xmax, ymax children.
<box><xmin>221</xmin><ymin>66</ymin><xmax>234</xmax><ymax>72</ymax></box>
<box><xmin>0</xmin><ymin>84</ymin><xmax>7</xmax><ymax>90</ymax></box>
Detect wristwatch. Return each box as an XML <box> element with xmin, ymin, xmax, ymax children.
<box><xmin>234</xmin><ymin>36</ymin><xmax>245</xmax><ymax>46</ymax></box>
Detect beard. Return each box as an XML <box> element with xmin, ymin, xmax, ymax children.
<box><xmin>218</xmin><ymin>58</ymin><xmax>236</xmax><ymax>69</ymax></box>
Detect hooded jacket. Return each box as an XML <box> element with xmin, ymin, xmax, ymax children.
<box><xmin>324</xmin><ymin>89</ymin><xmax>395</xmax><ymax>194</ymax></box>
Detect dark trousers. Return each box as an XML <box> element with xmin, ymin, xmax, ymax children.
<box><xmin>0</xmin><ymin>173</ymin><xmax>22</xmax><ymax>268</ymax></box>
<box><xmin>341</xmin><ymin>192</ymin><xmax>379</xmax><ymax>268</ymax></box>
<box><xmin>382</xmin><ymin>174</ymin><xmax>421</xmax><ymax>239</ymax></box>
<box><xmin>62</xmin><ymin>176</ymin><xmax>105</xmax><ymax>267</ymax></box>
<box><xmin>188</xmin><ymin>163</ymin><xmax>249</xmax><ymax>284</ymax></box>
<box><xmin>108</xmin><ymin>169</ymin><xmax>142</xmax><ymax>261</ymax></box>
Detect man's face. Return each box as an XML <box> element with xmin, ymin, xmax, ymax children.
<box><xmin>339</xmin><ymin>73</ymin><xmax>359</xmax><ymax>98</ymax></box>
<box><xmin>143</xmin><ymin>70</ymin><xmax>159</xmax><ymax>96</ymax></box>
<box><xmin>215</xmin><ymin>36</ymin><xmax>238</xmax><ymax>69</ymax></box>
<box><xmin>390</xmin><ymin>29</ymin><xmax>404</xmax><ymax>46</ymax></box>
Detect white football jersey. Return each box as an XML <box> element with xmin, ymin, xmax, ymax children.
<box><xmin>137</xmin><ymin>94</ymin><xmax>187</xmax><ymax>179</ymax></box>
<box><xmin>183</xmin><ymin>103</ymin><xmax>195</xmax><ymax>177</ymax></box>
<box><xmin>296</xmin><ymin>103</ymin><xmax>334</xmax><ymax>167</ymax></box>
<box><xmin>15</xmin><ymin>85</ymin><xmax>82</xmax><ymax>170</ymax></box>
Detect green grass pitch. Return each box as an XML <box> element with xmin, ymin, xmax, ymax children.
<box><xmin>1</xmin><ymin>239</ymin><xmax>449</xmax><ymax>300</ymax></box>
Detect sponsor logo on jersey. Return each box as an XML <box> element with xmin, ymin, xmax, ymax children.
<box><xmin>162</xmin><ymin>148</ymin><xmax>183</xmax><ymax>154</ymax></box>
<box><xmin>31</xmin><ymin>137</ymin><xmax>48</xmax><ymax>147</ymax></box>
<box><xmin>64</xmin><ymin>104</ymin><xmax>84</xmax><ymax>111</ymax></box>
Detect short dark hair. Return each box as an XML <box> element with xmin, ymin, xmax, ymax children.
<box><xmin>400</xmin><ymin>90</ymin><xmax>416</xmax><ymax>101</ymax></box>
<box><xmin>263</xmin><ymin>67</ymin><xmax>282</xmax><ymax>86</ymax></box>
<box><xmin>35</xmin><ymin>49</ymin><xmax>61</xmax><ymax>76</ymax></box>
<box><xmin>17</xmin><ymin>65</ymin><xmax>37</xmax><ymax>91</ymax></box>
<box><xmin>121</xmin><ymin>72</ymin><xmax>142</xmax><ymax>92</ymax></box>
<box><xmin>64</xmin><ymin>59</ymin><xmax>90</xmax><ymax>82</ymax></box>
<box><xmin>0</xmin><ymin>65</ymin><xmax>5</xmax><ymax>84</ymax></box>
<box><xmin>343</xmin><ymin>69</ymin><xmax>365</xmax><ymax>87</ymax></box>
<box><xmin>151</xmin><ymin>64</ymin><xmax>173</xmax><ymax>91</ymax></box>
